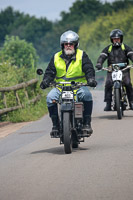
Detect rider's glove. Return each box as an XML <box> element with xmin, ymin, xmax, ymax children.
<box><xmin>95</xmin><ymin>63</ymin><xmax>102</xmax><ymax>70</ymax></box>
<box><xmin>87</xmin><ymin>78</ymin><xmax>97</xmax><ymax>87</ymax></box>
<box><xmin>40</xmin><ymin>79</ymin><xmax>49</xmax><ymax>89</ymax></box>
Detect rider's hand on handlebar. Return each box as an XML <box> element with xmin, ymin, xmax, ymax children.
<box><xmin>95</xmin><ymin>63</ymin><xmax>102</xmax><ymax>70</ymax></box>
<box><xmin>40</xmin><ymin>79</ymin><xmax>50</xmax><ymax>89</ymax></box>
<box><xmin>87</xmin><ymin>78</ymin><xmax>97</xmax><ymax>87</ymax></box>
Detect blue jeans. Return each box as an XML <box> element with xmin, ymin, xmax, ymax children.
<box><xmin>46</xmin><ymin>86</ymin><xmax>92</xmax><ymax>107</ymax></box>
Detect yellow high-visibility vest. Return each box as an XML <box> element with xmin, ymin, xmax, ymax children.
<box><xmin>108</xmin><ymin>43</ymin><xmax>125</xmax><ymax>53</ymax></box>
<box><xmin>54</xmin><ymin>49</ymin><xmax>87</xmax><ymax>83</ymax></box>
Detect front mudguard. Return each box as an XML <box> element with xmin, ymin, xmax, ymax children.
<box><xmin>114</xmin><ymin>81</ymin><xmax>121</xmax><ymax>89</ymax></box>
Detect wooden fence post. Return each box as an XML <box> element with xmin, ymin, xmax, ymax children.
<box><xmin>1</xmin><ymin>92</ymin><xmax>7</xmax><ymax>108</ymax></box>
<box><xmin>14</xmin><ymin>91</ymin><xmax>22</xmax><ymax>106</ymax></box>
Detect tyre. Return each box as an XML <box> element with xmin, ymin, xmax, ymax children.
<box><xmin>114</xmin><ymin>88</ymin><xmax>122</xmax><ymax>119</ymax></box>
<box><xmin>63</xmin><ymin>112</ymin><xmax>72</xmax><ymax>154</ymax></box>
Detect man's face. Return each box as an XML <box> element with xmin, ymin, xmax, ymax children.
<box><xmin>113</xmin><ymin>38</ymin><xmax>121</xmax><ymax>44</ymax></box>
<box><xmin>64</xmin><ymin>43</ymin><xmax>75</xmax><ymax>56</ymax></box>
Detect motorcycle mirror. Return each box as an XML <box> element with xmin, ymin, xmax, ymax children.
<box><xmin>71</xmin><ymin>81</ymin><xmax>75</xmax><ymax>86</ymax></box>
<box><xmin>36</xmin><ymin>69</ymin><xmax>43</xmax><ymax>75</ymax></box>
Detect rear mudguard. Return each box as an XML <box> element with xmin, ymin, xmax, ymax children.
<box><xmin>114</xmin><ymin>81</ymin><xmax>121</xmax><ymax>89</ymax></box>
<box><xmin>61</xmin><ymin>103</ymin><xmax>73</xmax><ymax>112</ymax></box>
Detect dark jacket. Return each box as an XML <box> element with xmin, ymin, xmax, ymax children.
<box><xmin>97</xmin><ymin>43</ymin><xmax>133</xmax><ymax>67</ymax></box>
<box><xmin>43</xmin><ymin>50</ymin><xmax>95</xmax><ymax>83</ymax></box>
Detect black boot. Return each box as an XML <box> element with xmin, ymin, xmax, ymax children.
<box><xmin>50</xmin><ymin>115</ymin><xmax>59</xmax><ymax>137</ymax></box>
<box><xmin>48</xmin><ymin>104</ymin><xmax>59</xmax><ymax>137</ymax></box>
<box><xmin>82</xmin><ymin>101</ymin><xmax>93</xmax><ymax>136</ymax></box>
<box><xmin>129</xmin><ymin>101</ymin><xmax>133</xmax><ymax>110</ymax></box>
<box><xmin>104</xmin><ymin>102</ymin><xmax>112</xmax><ymax>111</ymax></box>
<box><xmin>82</xmin><ymin>115</ymin><xmax>93</xmax><ymax>135</ymax></box>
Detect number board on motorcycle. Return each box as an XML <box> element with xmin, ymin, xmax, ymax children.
<box><xmin>112</xmin><ymin>70</ymin><xmax>122</xmax><ymax>81</ymax></box>
<box><xmin>62</xmin><ymin>91</ymin><xmax>74</xmax><ymax>99</ymax></box>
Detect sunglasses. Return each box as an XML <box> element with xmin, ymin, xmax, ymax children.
<box><xmin>64</xmin><ymin>43</ymin><xmax>74</xmax><ymax>46</ymax></box>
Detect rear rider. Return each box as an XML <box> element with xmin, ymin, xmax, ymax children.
<box><xmin>96</xmin><ymin>29</ymin><xmax>133</xmax><ymax>111</ymax></box>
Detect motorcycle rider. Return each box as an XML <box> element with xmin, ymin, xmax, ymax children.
<box><xmin>96</xmin><ymin>29</ymin><xmax>133</xmax><ymax>111</ymax></box>
<box><xmin>40</xmin><ymin>30</ymin><xmax>97</xmax><ymax>136</ymax></box>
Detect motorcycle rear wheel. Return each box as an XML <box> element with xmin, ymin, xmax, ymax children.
<box><xmin>115</xmin><ymin>88</ymin><xmax>123</xmax><ymax>119</ymax></box>
<box><xmin>63</xmin><ymin>112</ymin><xmax>72</xmax><ymax>154</ymax></box>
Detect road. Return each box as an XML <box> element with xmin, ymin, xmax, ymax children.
<box><xmin>0</xmin><ymin>90</ymin><xmax>133</xmax><ymax>200</ymax></box>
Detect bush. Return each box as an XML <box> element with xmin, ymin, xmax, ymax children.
<box><xmin>0</xmin><ymin>35</ymin><xmax>38</xmax><ymax>68</ymax></box>
<box><xmin>3</xmin><ymin>95</ymin><xmax>48</xmax><ymax>122</ymax></box>
<box><xmin>0</xmin><ymin>61</ymin><xmax>49</xmax><ymax>122</ymax></box>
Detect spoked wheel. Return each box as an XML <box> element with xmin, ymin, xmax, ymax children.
<box><xmin>115</xmin><ymin>88</ymin><xmax>123</xmax><ymax>119</ymax></box>
<box><xmin>63</xmin><ymin>112</ymin><xmax>72</xmax><ymax>154</ymax></box>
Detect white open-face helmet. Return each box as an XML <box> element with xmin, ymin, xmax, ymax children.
<box><xmin>60</xmin><ymin>30</ymin><xmax>79</xmax><ymax>49</ymax></box>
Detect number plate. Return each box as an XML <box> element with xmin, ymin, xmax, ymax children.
<box><xmin>62</xmin><ymin>91</ymin><xmax>74</xmax><ymax>99</ymax></box>
<box><xmin>112</xmin><ymin>70</ymin><xmax>122</xmax><ymax>81</ymax></box>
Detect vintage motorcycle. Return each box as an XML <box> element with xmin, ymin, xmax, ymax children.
<box><xmin>101</xmin><ymin>63</ymin><xmax>133</xmax><ymax>119</ymax></box>
<box><xmin>37</xmin><ymin>69</ymin><xmax>93</xmax><ymax>154</ymax></box>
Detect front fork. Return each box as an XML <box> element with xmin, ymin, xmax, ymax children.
<box><xmin>113</xmin><ymin>81</ymin><xmax>127</xmax><ymax>110</ymax></box>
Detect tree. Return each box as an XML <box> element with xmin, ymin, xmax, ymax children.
<box><xmin>0</xmin><ymin>7</ymin><xmax>22</xmax><ymax>44</ymax></box>
<box><xmin>78</xmin><ymin>6</ymin><xmax>133</xmax><ymax>65</ymax></box>
<box><xmin>0</xmin><ymin>35</ymin><xmax>38</xmax><ymax>68</ymax></box>
<box><xmin>1</xmin><ymin>0</ymin><xmax>133</xmax><ymax>62</ymax></box>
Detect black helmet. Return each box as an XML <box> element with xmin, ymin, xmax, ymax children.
<box><xmin>60</xmin><ymin>30</ymin><xmax>79</xmax><ymax>49</ymax></box>
<box><xmin>110</xmin><ymin>29</ymin><xmax>123</xmax><ymax>44</ymax></box>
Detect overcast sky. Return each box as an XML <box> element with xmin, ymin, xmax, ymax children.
<box><xmin>0</xmin><ymin>0</ymin><xmax>115</xmax><ymax>21</ymax></box>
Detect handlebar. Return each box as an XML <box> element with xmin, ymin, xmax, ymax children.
<box><xmin>37</xmin><ymin>69</ymin><xmax>96</xmax><ymax>89</ymax></box>
<box><xmin>121</xmin><ymin>64</ymin><xmax>133</xmax><ymax>71</ymax></box>
<box><xmin>96</xmin><ymin>64</ymin><xmax>133</xmax><ymax>73</ymax></box>
<box><xmin>49</xmin><ymin>81</ymin><xmax>89</xmax><ymax>88</ymax></box>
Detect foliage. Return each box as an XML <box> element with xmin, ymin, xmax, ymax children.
<box><xmin>1</xmin><ymin>0</ymin><xmax>133</xmax><ymax>122</ymax></box>
<box><xmin>60</xmin><ymin>0</ymin><xmax>104</xmax><ymax>31</ymax></box>
<box><xmin>0</xmin><ymin>35</ymin><xmax>38</xmax><ymax>68</ymax></box>
<box><xmin>0</xmin><ymin>61</ymin><xmax>48</xmax><ymax>122</ymax></box>
<box><xmin>1</xmin><ymin>1</ymin><xmax>133</xmax><ymax>62</ymax></box>
<box><xmin>0</xmin><ymin>6</ymin><xmax>53</xmax><ymax>62</ymax></box>
<box><xmin>0</xmin><ymin>7</ymin><xmax>22</xmax><ymax>45</ymax></box>
<box><xmin>2</xmin><ymin>94</ymin><xmax>48</xmax><ymax>122</ymax></box>
<box><xmin>79</xmin><ymin>7</ymin><xmax>133</xmax><ymax>65</ymax></box>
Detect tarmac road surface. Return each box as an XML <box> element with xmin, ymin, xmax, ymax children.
<box><xmin>0</xmin><ymin>90</ymin><xmax>133</xmax><ymax>200</ymax></box>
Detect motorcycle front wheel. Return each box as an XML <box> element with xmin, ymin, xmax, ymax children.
<box><xmin>63</xmin><ymin>112</ymin><xmax>72</xmax><ymax>154</ymax></box>
<box><xmin>114</xmin><ymin>88</ymin><xmax>123</xmax><ymax>119</ymax></box>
